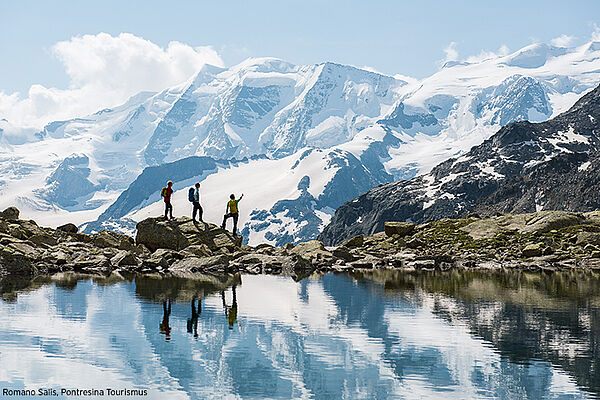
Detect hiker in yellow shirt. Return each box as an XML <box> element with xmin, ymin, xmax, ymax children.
<box><xmin>221</xmin><ymin>193</ymin><xmax>243</xmax><ymax>235</ymax></box>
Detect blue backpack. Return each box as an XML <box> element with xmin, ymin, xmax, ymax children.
<box><xmin>188</xmin><ymin>187</ymin><xmax>195</xmax><ymax>202</ymax></box>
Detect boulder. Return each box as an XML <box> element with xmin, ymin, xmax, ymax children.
<box><xmin>522</xmin><ymin>243</ymin><xmax>544</xmax><ymax>258</ymax></box>
<box><xmin>342</xmin><ymin>235</ymin><xmax>364</xmax><ymax>248</ymax></box>
<box><xmin>462</xmin><ymin>211</ymin><xmax>585</xmax><ymax>240</ymax></box>
<box><xmin>181</xmin><ymin>244</ymin><xmax>213</xmax><ymax>258</ymax></box>
<box><xmin>0</xmin><ymin>246</ymin><xmax>34</xmax><ymax>273</ymax></box>
<box><xmin>57</xmin><ymin>223</ymin><xmax>78</xmax><ymax>233</ymax></box>
<box><xmin>8</xmin><ymin>242</ymin><xmax>41</xmax><ymax>259</ymax></box>
<box><xmin>136</xmin><ymin>217</ymin><xmax>241</xmax><ymax>253</ymax></box>
<box><xmin>576</xmin><ymin>232</ymin><xmax>600</xmax><ymax>246</ymax></box>
<box><xmin>136</xmin><ymin>218</ymin><xmax>190</xmax><ymax>251</ymax></box>
<box><xmin>171</xmin><ymin>255</ymin><xmax>230</xmax><ymax>272</ymax></box>
<box><xmin>42</xmin><ymin>249</ymin><xmax>70</xmax><ymax>265</ymax></box>
<box><xmin>29</xmin><ymin>233</ymin><xmax>58</xmax><ymax>247</ymax></box>
<box><xmin>281</xmin><ymin>254</ymin><xmax>314</xmax><ymax>280</ymax></box>
<box><xmin>332</xmin><ymin>245</ymin><xmax>357</xmax><ymax>262</ymax></box>
<box><xmin>0</xmin><ymin>207</ymin><xmax>20</xmax><ymax>220</ymax></box>
<box><xmin>520</xmin><ymin>212</ymin><xmax>585</xmax><ymax>234</ymax></box>
<box><xmin>233</xmin><ymin>253</ymin><xmax>285</xmax><ymax>270</ymax></box>
<box><xmin>93</xmin><ymin>230</ymin><xmax>135</xmax><ymax>251</ymax></box>
<box><xmin>384</xmin><ymin>222</ymin><xmax>416</xmax><ymax>237</ymax></box>
<box><xmin>406</xmin><ymin>238</ymin><xmax>425</xmax><ymax>249</ymax></box>
<box><xmin>110</xmin><ymin>250</ymin><xmax>139</xmax><ymax>267</ymax></box>
<box><xmin>145</xmin><ymin>248</ymin><xmax>184</xmax><ymax>269</ymax></box>
<box><xmin>68</xmin><ymin>254</ymin><xmax>111</xmax><ymax>271</ymax></box>
<box><xmin>290</xmin><ymin>240</ymin><xmax>333</xmax><ymax>261</ymax></box>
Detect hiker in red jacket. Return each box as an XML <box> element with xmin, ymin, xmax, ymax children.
<box><xmin>161</xmin><ymin>181</ymin><xmax>174</xmax><ymax>220</ymax></box>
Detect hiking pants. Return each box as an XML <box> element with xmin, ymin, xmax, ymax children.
<box><xmin>222</xmin><ymin>212</ymin><xmax>239</xmax><ymax>233</ymax></box>
<box><xmin>192</xmin><ymin>201</ymin><xmax>203</xmax><ymax>221</ymax></box>
<box><xmin>164</xmin><ymin>201</ymin><xmax>173</xmax><ymax>219</ymax></box>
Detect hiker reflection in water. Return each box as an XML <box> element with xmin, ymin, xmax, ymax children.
<box><xmin>187</xmin><ymin>297</ymin><xmax>201</xmax><ymax>338</ymax></box>
<box><xmin>159</xmin><ymin>299</ymin><xmax>172</xmax><ymax>341</ymax></box>
<box><xmin>221</xmin><ymin>286</ymin><xmax>238</xmax><ymax>330</ymax></box>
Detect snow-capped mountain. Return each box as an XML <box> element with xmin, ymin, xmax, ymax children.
<box><xmin>319</xmin><ymin>82</ymin><xmax>600</xmax><ymax>245</ymax></box>
<box><xmin>2</xmin><ymin>40</ymin><xmax>600</xmax><ymax>245</ymax></box>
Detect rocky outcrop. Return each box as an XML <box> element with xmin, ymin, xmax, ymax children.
<box><xmin>136</xmin><ymin>217</ymin><xmax>243</xmax><ymax>252</ymax></box>
<box><xmin>3</xmin><ymin>206</ymin><xmax>600</xmax><ymax>279</ymax></box>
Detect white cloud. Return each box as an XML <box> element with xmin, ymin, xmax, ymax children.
<box><xmin>465</xmin><ymin>44</ymin><xmax>510</xmax><ymax>63</ymax></box>
<box><xmin>442</xmin><ymin>42</ymin><xmax>459</xmax><ymax>63</ymax></box>
<box><xmin>550</xmin><ymin>34</ymin><xmax>575</xmax><ymax>47</ymax></box>
<box><xmin>592</xmin><ymin>24</ymin><xmax>600</xmax><ymax>41</ymax></box>
<box><xmin>0</xmin><ymin>32</ymin><xmax>223</xmax><ymax>129</ymax></box>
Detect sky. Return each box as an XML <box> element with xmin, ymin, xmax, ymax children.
<box><xmin>1</xmin><ymin>0</ymin><xmax>599</xmax><ymax>128</ymax></box>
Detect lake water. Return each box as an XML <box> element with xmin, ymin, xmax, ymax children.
<box><xmin>1</xmin><ymin>270</ymin><xmax>599</xmax><ymax>399</ymax></box>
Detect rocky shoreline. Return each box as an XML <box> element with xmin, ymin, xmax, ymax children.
<box><xmin>1</xmin><ymin>206</ymin><xmax>600</xmax><ymax>280</ymax></box>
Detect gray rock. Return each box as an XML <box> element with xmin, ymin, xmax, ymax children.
<box><xmin>0</xmin><ymin>207</ymin><xmax>20</xmax><ymax>220</ymax></box>
<box><xmin>147</xmin><ymin>248</ymin><xmax>184</xmax><ymax>267</ymax></box>
<box><xmin>93</xmin><ymin>230</ymin><xmax>135</xmax><ymax>250</ymax></box>
<box><xmin>136</xmin><ymin>218</ymin><xmax>190</xmax><ymax>251</ymax></box>
<box><xmin>332</xmin><ymin>246</ymin><xmax>357</xmax><ymax>262</ymax></box>
<box><xmin>57</xmin><ymin>223</ymin><xmax>78</xmax><ymax>233</ymax></box>
<box><xmin>171</xmin><ymin>255</ymin><xmax>230</xmax><ymax>272</ymax></box>
<box><xmin>384</xmin><ymin>222</ymin><xmax>416</xmax><ymax>237</ymax></box>
<box><xmin>136</xmin><ymin>217</ymin><xmax>243</xmax><ymax>254</ymax></box>
<box><xmin>68</xmin><ymin>254</ymin><xmax>111</xmax><ymax>271</ymax></box>
<box><xmin>342</xmin><ymin>235</ymin><xmax>364</xmax><ymax>248</ymax></box>
<box><xmin>181</xmin><ymin>244</ymin><xmax>213</xmax><ymax>258</ymax></box>
<box><xmin>111</xmin><ymin>250</ymin><xmax>139</xmax><ymax>267</ymax></box>
<box><xmin>290</xmin><ymin>240</ymin><xmax>333</xmax><ymax>261</ymax></box>
<box><xmin>576</xmin><ymin>232</ymin><xmax>600</xmax><ymax>246</ymax></box>
<box><xmin>522</xmin><ymin>243</ymin><xmax>544</xmax><ymax>258</ymax></box>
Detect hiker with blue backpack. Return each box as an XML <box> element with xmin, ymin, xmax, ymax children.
<box><xmin>188</xmin><ymin>182</ymin><xmax>203</xmax><ymax>222</ymax></box>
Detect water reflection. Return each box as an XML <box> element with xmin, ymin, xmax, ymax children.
<box><xmin>160</xmin><ymin>300</ymin><xmax>172</xmax><ymax>341</ymax></box>
<box><xmin>187</xmin><ymin>297</ymin><xmax>201</xmax><ymax>338</ymax></box>
<box><xmin>222</xmin><ymin>285</ymin><xmax>238</xmax><ymax>330</ymax></box>
<box><xmin>0</xmin><ymin>270</ymin><xmax>598</xmax><ymax>399</ymax></box>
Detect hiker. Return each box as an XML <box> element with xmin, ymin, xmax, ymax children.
<box><xmin>222</xmin><ymin>193</ymin><xmax>243</xmax><ymax>234</ymax></box>
<box><xmin>161</xmin><ymin>181</ymin><xmax>174</xmax><ymax>220</ymax></box>
<box><xmin>188</xmin><ymin>182</ymin><xmax>203</xmax><ymax>222</ymax></box>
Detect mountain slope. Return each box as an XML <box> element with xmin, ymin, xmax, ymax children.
<box><xmin>319</xmin><ymin>83</ymin><xmax>600</xmax><ymax>245</ymax></box>
<box><xmin>85</xmin><ymin>147</ymin><xmax>388</xmax><ymax>245</ymax></box>
<box><xmin>2</xmin><ymin>40</ymin><xmax>600</xmax><ymax>244</ymax></box>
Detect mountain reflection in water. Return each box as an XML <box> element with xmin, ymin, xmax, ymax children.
<box><xmin>0</xmin><ymin>270</ymin><xmax>598</xmax><ymax>399</ymax></box>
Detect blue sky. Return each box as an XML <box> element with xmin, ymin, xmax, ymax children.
<box><xmin>2</xmin><ymin>0</ymin><xmax>600</xmax><ymax>94</ymax></box>
<box><xmin>1</xmin><ymin>0</ymin><xmax>599</xmax><ymax>129</ymax></box>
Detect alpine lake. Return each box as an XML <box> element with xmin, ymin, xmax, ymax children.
<box><xmin>1</xmin><ymin>269</ymin><xmax>599</xmax><ymax>399</ymax></box>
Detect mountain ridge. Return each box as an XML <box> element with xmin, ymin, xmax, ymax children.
<box><xmin>2</xmin><ymin>40</ymin><xmax>600</xmax><ymax>245</ymax></box>
<box><xmin>319</xmin><ymin>83</ymin><xmax>600</xmax><ymax>245</ymax></box>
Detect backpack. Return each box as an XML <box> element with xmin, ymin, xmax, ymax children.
<box><xmin>161</xmin><ymin>187</ymin><xmax>168</xmax><ymax>198</ymax></box>
<box><xmin>188</xmin><ymin>187</ymin><xmax>195</xmax><ymax>202</ymax></box>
